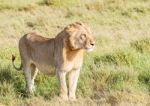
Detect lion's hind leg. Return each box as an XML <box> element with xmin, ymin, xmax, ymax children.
<box><xmin>23</xmin><ymin>63</ymin><xmax>38</xmax><ymax>95</ymax></box>
<box><xmin>30</xmin><ymin>64</ymin><xmax>38</xmax><ymax>93</ymax></box>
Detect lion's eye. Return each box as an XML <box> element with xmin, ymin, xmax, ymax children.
<box><xmin>82</xmin><ymin>34</ymin><xmax>86</xmax><ymax>37</ymax></box>
<box><xmin>80</xmin><ymin>34</ymin><xmax>86</xmax><ymax>40</ymax></box>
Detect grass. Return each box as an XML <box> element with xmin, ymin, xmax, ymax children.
<box><xmin>0</xmin><ymin>0</ymin><xmax>150</xmax><ymax>105</ymax></box>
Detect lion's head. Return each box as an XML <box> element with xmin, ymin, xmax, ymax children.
<box><xmin>64</xmin><ymin>22</ymin><xmax>95</xmax><ymax>51</ymax></box>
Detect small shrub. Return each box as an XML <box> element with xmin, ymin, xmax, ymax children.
<box><xmin>26</xmin><ymin>22</ymin><xmax>35</xmax><ymax>28</ymax></box>
<box><xmin>131</xmin><ymin>38</ymin><xmax>150</xmax><ymax>53</ymax></box>
<box><xmin>0</xmin><ymin>65</ymin><xmax>14</xmax><ymax>83</ymax></box>
<box><xmin>138</xmin><ymin>70</ymin><xmax>150</xmax><ymax>91</ymax></box>
<box><xmin>85</xmin><ymin>1</ymin><xmax>104</xmax><ymax>12</ymax></box>
<box><xmin>41</xmin><ymin>0</ymin><xmax>54</xmax><ymax>6</ymax></box>
<box><xmin>132</xmin><ymin>7</ymin><xmax>145</xmax><ymax>13</ymax></box>
<box><xmin>40</xmin><ymin>0</ymin><xmax>76</xmax><ymax>7</ymax></box>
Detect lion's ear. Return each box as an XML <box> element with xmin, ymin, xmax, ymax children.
<box><xmin>64</xmin><ymin>24</ymin><xmax>76</xmax><ymax>35</ymax></box>
<box><xmin>65</xmin><ymin>22</ymin><xmax>83</xmax><ymax>30</ymax></box>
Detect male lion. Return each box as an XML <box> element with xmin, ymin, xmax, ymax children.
<box><xmin>12</xmin><ymin>22</ymin><xmax>95</xmax><ymax>101</ymax></box>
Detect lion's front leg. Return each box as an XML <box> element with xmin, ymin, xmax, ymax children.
<box><xmin>68</xmin><ymin>69</ymin><xmax>80</xmax><ymax>101</ymax></box>
<box><xmin>56</xmin><ymin>70</ymin><xmax>68</xmax><ymax>101</ymax></box>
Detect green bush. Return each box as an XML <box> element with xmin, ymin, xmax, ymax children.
<box><xmin>94</xmin><ymin>49</ymin><xmax>137</xmax><ymax>66</ymax></box>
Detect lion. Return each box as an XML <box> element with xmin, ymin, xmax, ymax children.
<box><xmin>12</xmin><ymin>22</ymin><xmax>95</xmax><ymax>101</ymax></box>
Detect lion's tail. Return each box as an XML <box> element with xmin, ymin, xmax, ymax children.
<box><xmin>12</xmin><ymin>55</ymin><xmax>22</xmax><ymax>71</ymax></box>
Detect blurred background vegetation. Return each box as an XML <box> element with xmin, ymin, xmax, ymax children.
<box><xmin>0</xmin><ymin>0</ymin><xmax>150</xmax><ymax>105</ymax></box>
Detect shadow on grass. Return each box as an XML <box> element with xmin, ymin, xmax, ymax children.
<box><xmin>0</xmin><ymin>64</ymin><xmax>27</xmax><ymax>97</ymax></box>
<box><xmin>0</xmin><ymin>65</ymin><xmax>14</xmax><ymax>82</ymax></box>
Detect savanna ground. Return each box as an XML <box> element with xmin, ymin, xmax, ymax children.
<box><xmin>0</xmin><ymin>0</ymin><xmax>150</xmax><ymax>106</ymax></box>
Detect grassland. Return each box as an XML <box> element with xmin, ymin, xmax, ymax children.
<box><xmin>0</xmin><ymin>0</ymin><xmax>150</xmax><ymax>106</ymax></box>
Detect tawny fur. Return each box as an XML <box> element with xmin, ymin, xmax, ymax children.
<box><xmin>12</xmin><ymin>22</ymin><xmax>95</xmax><ymax>101</ymax></box>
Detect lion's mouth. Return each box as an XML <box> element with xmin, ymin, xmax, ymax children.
<box><xmin>85</xmin><ymin>45</ymin><xmax>95</xmax><ymax>51</ymax></box>
<box><xmin>87</xmin><ymin>48</ymin><xmax>94</xmax><ymax>52</ymax></box>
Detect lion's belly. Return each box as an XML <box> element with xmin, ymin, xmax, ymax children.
<box><xmin>35</xmin><ymin>63</ymin><xmax>55</xmax><ymax>75</ymax></box>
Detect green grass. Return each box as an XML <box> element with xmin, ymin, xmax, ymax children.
<box><xmin>0</xmin><ymin>0</ymin><xmax>150</xmax><ymax>105</ymax></box>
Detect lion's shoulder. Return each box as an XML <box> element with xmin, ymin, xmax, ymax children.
<box><xmin>24</xmin><ymin>33</ymin><xmax>50</xmax><ymax>42</ymax></box>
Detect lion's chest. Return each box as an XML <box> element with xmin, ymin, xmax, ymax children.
<box><xmin>62</xmin><ymin>56</ymin><xmax>83</xmax><ymax>72</ymax></box>
<box><xmin>58</xmin><ymin>48</ymin><xmax>84</xmax><ymax>72</ymax></box>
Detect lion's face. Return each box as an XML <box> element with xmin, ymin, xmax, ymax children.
<box><xmin>65</xmin><ymin>22</ymin><xmax>95</xmax><ymax>51</ymax></box>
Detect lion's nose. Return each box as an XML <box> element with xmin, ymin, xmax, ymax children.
<box><xmin>90</xmin><ymin>42</ymin><xmax>95</xmax><ymax>46</ymax></box>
